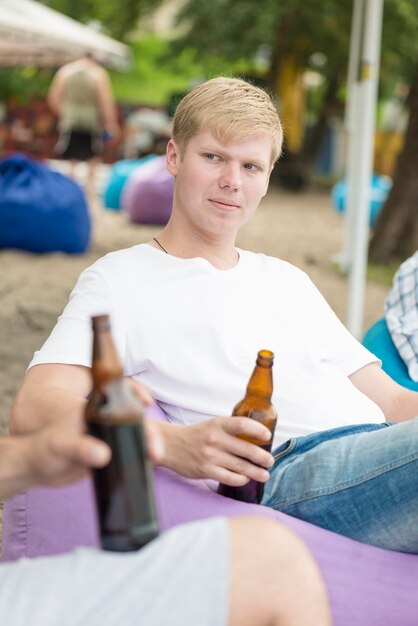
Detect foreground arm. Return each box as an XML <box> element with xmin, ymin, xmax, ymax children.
<box><xmin>349</xmin><ymin>362</ymin><xmax>418</xmax><ymax>422</ymax></box>
<box><xmin>11</xmin><ymin>363</ymin><xmax>155</xmax><ymax>433</ymax></box>
<box><xmin>10</xmin><ymin>363</ymin><xmax>94</xmax><ymax>434</ymax></box>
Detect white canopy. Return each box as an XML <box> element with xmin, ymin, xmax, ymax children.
<box><xmin>0</xmin><ymin>0</ymin><xmax>133</xmax><ymax>70</ymax></box>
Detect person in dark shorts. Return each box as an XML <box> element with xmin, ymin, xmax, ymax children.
<box><xmin>56</xmin><ymin>128</ymin><xmax>103</xmax><ymax>162</ymax></box>
<box><xmin>47</xmin><ymin>53</ymin><xmax>119</xmax><ymax>191</ymax></box>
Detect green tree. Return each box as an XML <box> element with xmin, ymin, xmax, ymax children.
<box><xmin>38</xmin><ymin>0</ymin><xmax>163</xmax><ymax>40</ymax></box>
<box><xmin>369</xmin><ymin>64</ymin><xmax>418</xmax><ymax>264</ymax></box>
<box><xmin>369</xmin><ymin>0</ymin><xmax>418</xmax><ymax>264</ymax></box>
<box><xmin>171</xmin><ymin>0</ymin><xmax>352</xmax><ymax>87</ymax></box>
<box><xmin>170</xmin><ymin>0</ymin><xmax>353</xmax><ymax>164</ymax></box>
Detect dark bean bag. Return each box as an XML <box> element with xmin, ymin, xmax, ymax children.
<box><xmin>0</xmin><ymin>153</ymin><xmax>90</xmax><ymax>254</ymax></box>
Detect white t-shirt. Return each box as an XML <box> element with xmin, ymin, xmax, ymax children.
<box><xmin>30</xmin><ymin>244</ymin><xmax>384</xmax><ymax>448</ymax></box>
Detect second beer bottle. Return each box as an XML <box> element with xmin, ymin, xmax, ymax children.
<box><xmin>85</xmin><ymin>314</ymin><xmax>159</xmax><ymax>552</ymax></box>
<box><xmin>217</xmin><ymin>349</ymin><xmax>277</xmax><ymax>504</ymax></box>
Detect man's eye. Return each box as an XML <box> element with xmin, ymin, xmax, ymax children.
<box><xmin>205</xmin><ymin>153</ymin><xmax>217</xmax><ymax>160</ymax></box>
<box><xmin>244</xmin><ymin>163</ymin><xmax>257</xmax><ymax>171</ymax></box>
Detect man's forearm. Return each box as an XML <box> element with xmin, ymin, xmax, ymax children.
<box><xmin>388</xmin><ymin>388</ymin><xmax>418</xmax><ymax>422</ymax></box>
<box><xmin>10</xmin><ymin>364</ymin><xmax>92</xmax><ymax>435</ymax></box>
<box><xmin>11</xmin><ymin>387</ymin><xmax>86</xmax><ymax>435</ymax></box>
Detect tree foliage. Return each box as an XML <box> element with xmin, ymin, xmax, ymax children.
<box><xmin>37</xmin><ymin>0</ymin><xmax>163</xmax><ymax>40</ymax></box>
<box><xmin>381</xmin><ymin>0</ymin><xmax>418</xmax><ymax>88</ymax></box>
<box><xmin>367</xmin><ymin>0</ymin><xmax>418</xmax><ymax>263</ymax></box>
<box><xmin>369</xmin><ymin>63</ymin><xmax>418</xmax><ymax>263</ymax></box>
<box><xmin>171</xmin><ymin>0</ymin><xmax>353</xmax><ymax>88</ymax></box>
<box><xmin>171</xmin><ymin>0</ymin><xmax>418</xmax><ymax>95</ymax></box>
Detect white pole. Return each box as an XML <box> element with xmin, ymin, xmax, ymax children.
<box><xmin>339</xmin><ymin>0</ymin><xmax>364</xmax><ymax>274</ymax></box>
<box><xmin>346</xmin><ymin>0</ymin><xmax>384</xmax><ymax>337</ymax></box>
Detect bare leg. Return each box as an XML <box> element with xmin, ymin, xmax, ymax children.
<box><xmin>86</xmin><ymin>156</ymin><xmax>100</xmax><ymax>196</ymax></box>
<box><xmin>228</xmin><ymin>517</ymin><xmax>331</xmax><ymax>626</ymax></box>
<box><xmin>67</xmin><ymin>160</ymin><xmax>77</xmax><ymax>180</ymax></box>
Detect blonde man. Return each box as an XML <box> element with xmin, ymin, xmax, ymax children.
<box><xmin>12</xmin><ymin>77</ymin><xmax>418</xmax><ymax>553</ymax></box>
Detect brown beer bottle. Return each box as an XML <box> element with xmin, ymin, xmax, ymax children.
<box><xmin>218</xmin><ymin>349</ymin><xmax>277</xmax><ymax>504</ymax></box>
<box><xmin>85</xmin><ymin>314</ymin><xmax>159</xmax><ymax>552</ymax></box>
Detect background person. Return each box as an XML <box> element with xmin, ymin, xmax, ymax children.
<box><xmin>47</xmin><ymin>52</ymin><xmax>120</xmax><ymax>193</ymax></box>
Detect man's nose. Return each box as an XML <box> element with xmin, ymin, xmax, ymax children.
<box><xmin>219</xmin><ymin>162</ymin><xmax>241</xmax><ymax>190</ymax></box>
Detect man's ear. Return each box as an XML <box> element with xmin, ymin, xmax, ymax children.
<box><xmin>166</xmin><ymin>139</ymin><xmax>180</xmax><ymax>176</ymax></box>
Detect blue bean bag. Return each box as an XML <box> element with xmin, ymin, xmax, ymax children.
<box><xmin>362</xmin><ymin>317</ymin><xmax>418</xmax><ymax>391</ymax></box>
<box><xmin>102</xmin><ymin>155</ymin><xmax>156</xmax><ymax>211</ymax></box>
<box><xmin>0</xmin><ymin>153</ymin><xmax>90</xmax><ymax>254</ymax></box>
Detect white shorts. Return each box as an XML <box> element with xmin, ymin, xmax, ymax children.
<box><xmin>0</xmin><ymin>517</ymin><xmax>229</xmax><ymax>626</ymax></box>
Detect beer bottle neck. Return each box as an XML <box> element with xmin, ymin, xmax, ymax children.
<box><xmin>91</xmin><ymin>316</ymin><xmax>123</xmax><ymax>389</ymax></box>
<box><xmin>245</xmin><ymin>351</ymin><xmax>274</xmax><ymax>401</ymax></box>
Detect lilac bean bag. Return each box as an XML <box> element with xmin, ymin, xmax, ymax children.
<box><xmin>121</xmin><ymin>155</ymin><xmax>174</xmax><ymax>225</ymax></box>
<box><xmin>3</xmin><ymin>403</ymin><xmax>418</xmax><ymax>625</ymax></box>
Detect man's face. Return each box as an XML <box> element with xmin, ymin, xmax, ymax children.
<box><xmin>166</xmin><ymin>130</ymin><xmax>273</xmax><ymax>239</ymax></box>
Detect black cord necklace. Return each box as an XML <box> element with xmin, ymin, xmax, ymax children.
<box><xmin>153</xmin><ymin>237</ymin><xmax>169</xmax><ymax>254</ymax></box>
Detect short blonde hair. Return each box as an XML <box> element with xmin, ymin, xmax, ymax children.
<box><xmin>172</xmin><ymin>77</ymin><xmax>283</xmax><ymax>164</ymax></box>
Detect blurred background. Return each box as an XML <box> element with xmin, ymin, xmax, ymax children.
<box><xmin>0</xmin><ymin>0</ymin><xmax>417</xmax><ymax>268</ymax></box>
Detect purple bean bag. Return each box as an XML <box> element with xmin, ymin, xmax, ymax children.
<box><xmin>121</xmin><ymin>155</ymin><xmax>174</xmax><ymax>225</ymax></box>
<box><xmin>3</xmin><ymin>403</ymin><xmax>418</xmax><ymax>625</ymax></box>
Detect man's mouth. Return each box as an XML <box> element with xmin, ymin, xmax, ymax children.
<box><xmin>209</xmin><ymin>198</ymin><xmax>240</xmax><ymax>210</ymax></box>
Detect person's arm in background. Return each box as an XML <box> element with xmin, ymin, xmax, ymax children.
<box><xmin>94</xmin><ymin>67</ymin><xmax>120</xmax><ymax>144</ymax></box>
<box><xmin>11</xmin><ymin>364</ymin><xmax>273</xmax><ymax>488</ymax></box>
<box><xmin>46</xmin><ymin>66</ymin><xmax>68</xmax><ymax>116</ymax></box>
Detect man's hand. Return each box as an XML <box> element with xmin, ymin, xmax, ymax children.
<box><xmin>159</xmin><ymin>416</ymin><xmax>274</xmax><ymax>485</ymax></box>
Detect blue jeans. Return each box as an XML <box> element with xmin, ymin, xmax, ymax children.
<box><xmin>261</xmin><ymin>418</ymin><xmax>418</xmax><ymax>553</ymax></box>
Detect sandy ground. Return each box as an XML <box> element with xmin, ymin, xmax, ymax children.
<box><xmin>0</xmin><ymin>166</ymin><xmax>389</xmax><ymax>438</ymax></box>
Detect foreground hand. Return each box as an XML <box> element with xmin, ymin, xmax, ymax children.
<box><xmin>161</xmin><ymin>417</ymin><xmax>274</xmax><ymax>485</ymax></box>
<box><xmin>25</xmin><ymin>417</ymin><xmax>111</xmax><ymax>489</ymax></box>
